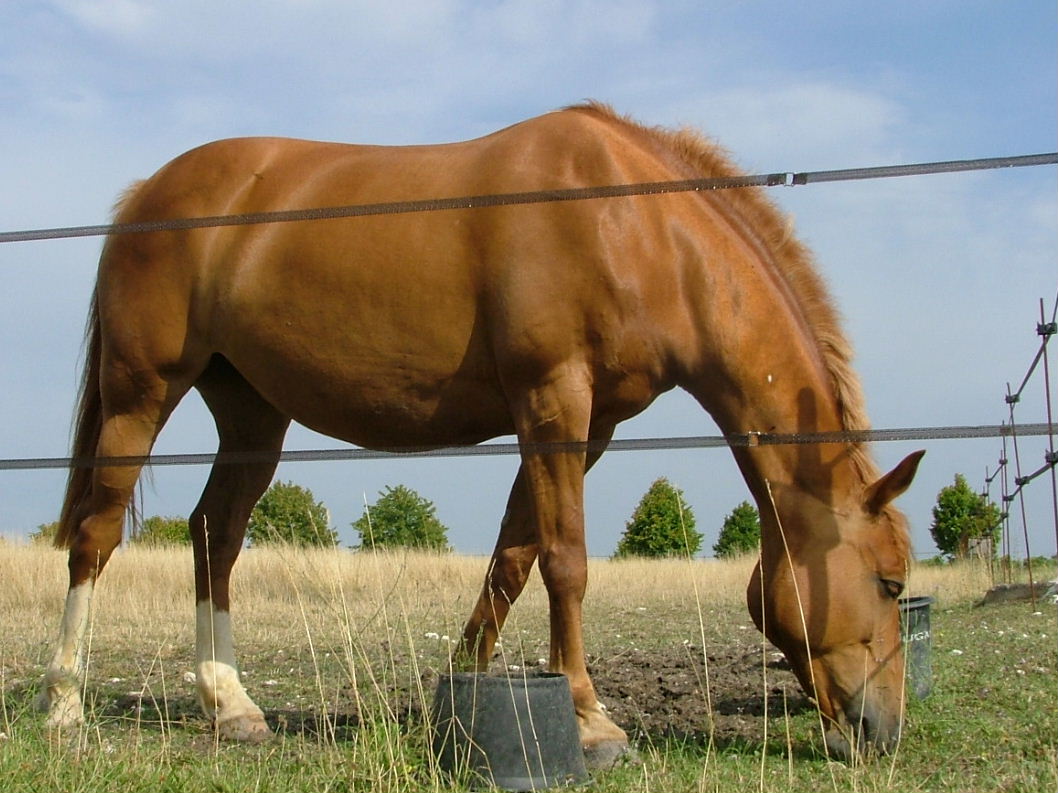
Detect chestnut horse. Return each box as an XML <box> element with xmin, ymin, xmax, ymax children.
<box><xmin>41</xmin><ymin>103</ymin><xmax>922</xmax><ymax>763</ymax></box>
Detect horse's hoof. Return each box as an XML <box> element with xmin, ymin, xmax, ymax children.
<box><xmin>39</xmin><ymin>690</ymin><xmax>85</xmax><ymax>730</ymax></box>
<box><xmin>216</xmin><ymin>714</ymin><xmax>272</xmax><ymax>743</ymax></box>
<box><xmin>583</xmin><ymin>739</ymin><xmax>639</xmax><ymax>771</ymax></box>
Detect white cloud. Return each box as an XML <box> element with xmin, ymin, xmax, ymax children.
<box><xmin>56</xmin><ymin>0</ymin><xmax>156</xmax><ymax>39</ymax></box>
<box><xmin>469</xmin><ymin>0</ymin><xmax>656</xmax><ymax>47</ymax></box>
<box><xmin>654</xmin><ymin>81</ymin><xmax>908</xmax><ymax>169</ymax></box>
<box><xmin>48</xmin><ymin>1</ymin><xmax>653</xmax><ymax>67</ymax></box>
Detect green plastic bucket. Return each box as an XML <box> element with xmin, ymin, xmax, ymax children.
<box><xmin>431</xmin><ymin>672</ymin><xmax>588</xmax><ymax>791</ymax></box>
<box><xmin>899</xmin><ymin>595</ymin><xmax>935</xmax><ymax>699</ymax></box>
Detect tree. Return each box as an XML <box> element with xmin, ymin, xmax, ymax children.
<box><xmin>247</xmin><ymin>481</ymin><xmax>337</xmax><ymax>547</ymax></box>
<box><xmin>930</xmin><ymin>474</ymin><xmax>1001</xmax><ymax>559</ymax></box>
<box><xmin>354</xmin><ymin>484</ymin><xmax>450</xmax><ymax>551</ymax></box>
<box><xmin>713</xmin><ymin>501</ymin><xmax>761</xmax><ymax>558</ymax></box>
<box><xmin>613</xmin><ymin>478</ymin><xmax>701</xmax><ymax>558</ymax></box>
<box><xmin>131</xmin><ymin>515</ymin><xmax>190</xmax><ymax>546</ymax></box>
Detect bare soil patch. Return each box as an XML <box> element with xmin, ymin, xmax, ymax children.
<box><xmin>234</xmin><ymin>637</ymin><xmax>806</xmax><ymax>750</ymax></box>
<box><xmin>588</xmin><ymin>641</ymin><xmax>807</xmax><ymax>746</ymax></box>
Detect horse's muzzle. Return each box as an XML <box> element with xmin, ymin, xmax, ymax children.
<box><xmin>824</xmin><ymin>700</ymin><xmax>902</xmax><ymax>762</ymax></box>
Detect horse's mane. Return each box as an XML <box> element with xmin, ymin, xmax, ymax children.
<box><xmin>568</xmin><ymin>102</ymin><xmax>879</xmax><ymax>484</ymax></box>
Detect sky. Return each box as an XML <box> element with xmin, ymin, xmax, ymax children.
<box><xmin>0</xmin><ymin>1</ymin><xmax>1055</xmax><ymax>561</ymax></box>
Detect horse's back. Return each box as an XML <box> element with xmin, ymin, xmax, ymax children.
<box><xmin>95</xmin><ymin>108</ymin><xmax>683</xmax><ymax>447</ymax></box>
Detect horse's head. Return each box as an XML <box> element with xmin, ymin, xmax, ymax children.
<box><xmin>748</xmin><ymin>450</ymin><xmax>924</xmax><ymax>762</ymax></box>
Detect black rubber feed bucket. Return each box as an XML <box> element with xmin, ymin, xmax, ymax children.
<box><xmin>899</xmin><ymin>595</ymin><xmax>935</xmax><ymax>699</ymax></box>
<box><xmin>431</xmin><ymin>672</ymin><xmax>588</xmax><ymax>791</ymax></box>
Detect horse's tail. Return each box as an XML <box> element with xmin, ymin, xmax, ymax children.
<box><xmin>54</xmin><ymin>182</ymin><xmax>148</xmax><ymax>549</ymax></box>
<box><xmin>55</xmin><ymin>289</ymin><xmax>103</xmax><ymax>549</ymax></box>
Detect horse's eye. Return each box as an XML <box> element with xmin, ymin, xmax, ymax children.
<box><xmin>879</xmin><ymin>578</ymin><xmax>905</xmax><ymax>600</ymax></box>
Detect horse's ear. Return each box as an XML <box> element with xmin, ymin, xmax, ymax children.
<box><xmin>863</xmin><ymin>450</ymin><xmax>925</xmax><ymax>515</ymax></box>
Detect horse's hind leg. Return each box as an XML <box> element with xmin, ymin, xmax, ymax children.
<box><xmin>41</xmin><ymin>366</ymin><xmax>193</xmax><ymax>729</ymax></box>
<box><xmin>189</xmin><ymin>358</ymin><xmax>290</xmax><ymax>741</ymax></box>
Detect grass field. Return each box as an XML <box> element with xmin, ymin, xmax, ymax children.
<box><xmin>1</xmin><ymin>544</ymin><xmax>1055</xmax><ymax>792</ymax></box>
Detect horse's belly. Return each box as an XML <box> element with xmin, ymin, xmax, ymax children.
<box><xmin>221</xmin><ymin>331</ymin><xmax>514</xmax><ymax>450</ymax></box>
<box><xmin>286</xmin><ymin>375</ymin><xmax>513</xmax><ymax>450</ymax></box>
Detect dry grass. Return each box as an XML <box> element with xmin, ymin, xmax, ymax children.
<box><xmin>907</xmin><ymin>557</ymin><xmax>1021</xmax><ymax>602</ymax></box>
<box><xmin>1</xmin><ymin>543</ymin><xmax>996</xmax><ymax>661</ymax></box>
<box><xmin>1</xmin><ymin>544</ymin><xmax>760</xmax><ymax>648</ymax></box>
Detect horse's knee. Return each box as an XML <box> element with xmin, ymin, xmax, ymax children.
<box><xmin>538</xmin><ymin>543</ymin><xmax>587</xmax><ymax>599</ymax></box>
<box><xmin>489</xmin><ymin>545</ymin><xmax>536</xmax><ymax>600</ymax></box>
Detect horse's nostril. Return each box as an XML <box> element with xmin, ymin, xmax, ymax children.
<box><xmin>857</xmin><ymin>718</ymin><xmax>881</xmax><ymax>755</ymax></box>
<box><xmin>825</xmin><ymin>728</ymin><xmax>854</xmax><ymax>762</ymax></box>
<box><xmin>857</xmin><ymin>713</ymin><xmax>874</xmax><ymax>740</ymax></box>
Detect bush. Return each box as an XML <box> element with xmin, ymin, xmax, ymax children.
<box><xmin>29</xmin><ymin>521</ymin><xmax>59</xmax><ymax>545</ymax></box>
<box><xmin>996</xmin><ymin>555</ymin><xmax>1058</xmax><ymax>571</ymax></box>
<box><xmin>131</xmin><ymin>515</ymin><xmax>190</xmax><ymax>546</ymax></box>
<box><xmin>713</xmin><ymin>501</ymin><xmax>761</xmax><ymax>558</ymax></box>
<box><xmin>247</xmin><ymin>481</ymin><xmax>337</xmax><ymax>547</ymax></box>
<box><xmin>919</xmin><ymin>555</ymin><xmax>951</xmax><ymax>567</ymax></box>
<box><xmin>930</xmin><ymin>473</ymin><xmax>1001</xmax><ymax>560</ymax></box>
<box><xmin>613</xmin><ymin>478</ymin><xmax>701</xmax><ymax>558</ymax></box>
<box><xmin>354</xmin><ymin>484</ymin><xmax>450</xmax><ymax>551</ymax></box>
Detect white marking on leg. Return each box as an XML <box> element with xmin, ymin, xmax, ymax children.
<box><xmin>195</xmin><ymin>601</ymin><xmax>267</xmax><ymax>738</ymax></box>
<box><xmin>40</xmin><ymin>582</ymin><xmax>94</xmax><ymax>728</ymax></box>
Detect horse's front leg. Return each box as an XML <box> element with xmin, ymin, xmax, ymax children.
<box><xmin>458</xmin><ymin>427</ymin><xmax>616</xmax><ymax>671</ymax></box>
<box><xmin>456</xmin><ymin>466</ymin><xmax>539</xmax><ymax>670</ymax></box>
<box><xmin>512</xmin><ymin>383</ymin><xmax>630</xmax><ymax>768</ymax></box>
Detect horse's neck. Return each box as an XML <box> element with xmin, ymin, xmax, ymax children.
<box><xmin>679</xmin><ymin>282</ymin><xmax>863</xmax><ymax>519</ymax></box>
<box><xmin>720</xmin><ymin>381</ymin><xmax>860</xmax><ymax>514</ymax></box>
<box><xmin>715</xmin><ymin>378</ymin><xmax>863</xmax><ymax>561</ymax></box>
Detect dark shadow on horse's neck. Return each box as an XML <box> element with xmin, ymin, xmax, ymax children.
<box><xmin>794</xmin><ymin>387</ymin><xmax>838</xmax><ymax>647</ymax></box>
<box><xmin>796</xmin><ymin>388</ymin><xmax>827</xmax><ymax>496</ymax></box>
